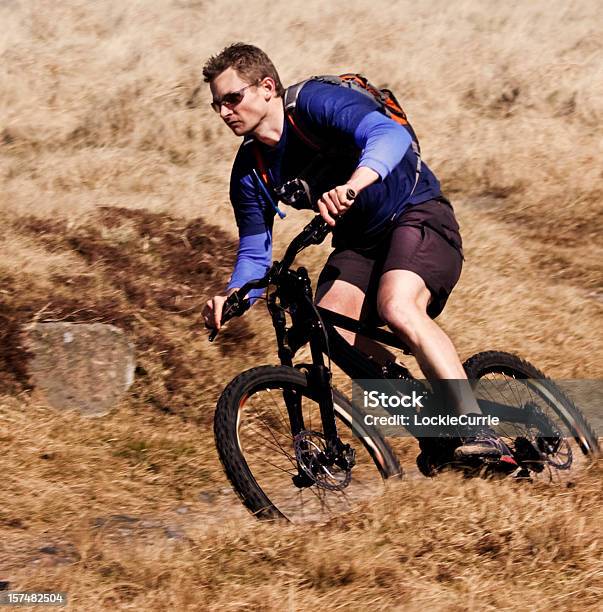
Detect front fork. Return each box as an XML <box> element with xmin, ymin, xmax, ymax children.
<box><xmin>268</xmin><ymin>269</ymin><xmax>352</xmax><ymax>478</ymax></box>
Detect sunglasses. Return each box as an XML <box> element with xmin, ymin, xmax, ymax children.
<box><xmin>210</xmin><ymin>82</ymin><xmax>258</xmax><ymax>113</ymax></box>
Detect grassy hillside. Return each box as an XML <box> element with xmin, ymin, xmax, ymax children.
<box><xmin>1</xmin><ymin>1</ymin><xmax>601</xmax><ymax>609</ymax></box>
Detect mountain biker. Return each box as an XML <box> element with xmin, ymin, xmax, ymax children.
<box><xmin>200</xmin><ymin>43</ymin><xmax>516</xmax><ymax>467</ymax></box>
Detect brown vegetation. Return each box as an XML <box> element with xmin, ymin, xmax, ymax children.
<box><xmin>0</xmin><ymin>1</ymin><xmax>601</xmax><ymax>609</ymax></box>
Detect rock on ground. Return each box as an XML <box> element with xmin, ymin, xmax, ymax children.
<box><xmin>24</xmin><ymin>322</ymin><xmax>135</xmax><ymax>416</ymax></box>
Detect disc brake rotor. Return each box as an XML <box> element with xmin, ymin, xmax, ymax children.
<box><xmin>293</xmin><ymin>430</ymin><xmax>352</xmax><ymax>491</ymax></box>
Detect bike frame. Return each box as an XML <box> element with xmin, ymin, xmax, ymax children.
<box><xmin>265</xmin><ymin>262</ymin><xmax>417</xmax><ymax>453</ymax></box>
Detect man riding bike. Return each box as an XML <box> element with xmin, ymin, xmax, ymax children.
<box><xmin>201</xmin><ymin>43</ymin><xmax>515</xmax><ymax>467</ymax></box>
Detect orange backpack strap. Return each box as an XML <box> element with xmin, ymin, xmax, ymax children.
<box><xmin>244</xmin><ymin>137</ymin><xmax>287</xmax><ymax>218</ymax></box>
<box><xmin>286</xmin><ymin>112</ymin><xmax>322</xmax><ymax>151</ymax></box>
<box><xmin>250</xmin><ymin>139</ymin><xmax>271</xmax><ymax>187</ymax></box>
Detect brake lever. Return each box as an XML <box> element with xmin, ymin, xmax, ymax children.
<box><xmin>208</xmin><ymin>300</ymin><xmax>235</xmax><ymax>342</ymax></box>
<box><xmin>208</xmin><ymin>292</ymin><xmax>251</xmax><ymax>342</ymax></box>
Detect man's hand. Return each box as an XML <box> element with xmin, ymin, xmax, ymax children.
<box><xmin>317</xmin><ymin>184</ymin><xmax>356</xmax><ymax>227</ymax></box>
<box><xmin>202</xmin><ymin>294</ymin><xmax>229</xmax><ymax>331</ymax></box>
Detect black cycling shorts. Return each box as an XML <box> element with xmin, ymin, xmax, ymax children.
<box><xmin>316</xmin><ymin>198</ymin><xmax>464</xmax><ymax>320</ymax></box>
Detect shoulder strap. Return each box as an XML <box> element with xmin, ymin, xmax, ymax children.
<box><xmin>250</xmin><ymin>73</ymin><xmax>423</xmax><ymax>212</ymax></box>
<box><xmin>284</xmin><ymin>80</ymin><xmax>308</xmax><ymax>111</ymax></box>
<box><xmin>244</xmin><ymin>137</ymin><xmax>286</xmax><ymax>219</ymax></box>
<box><xmin>247</xmin><ymin>137</ymin><xmax>270</xmax><ymax>186</ymax></box>
<box><xmin>283</xmin><ymin>80</ymin><xmax>323</xmax><ymax>151</ymax></box>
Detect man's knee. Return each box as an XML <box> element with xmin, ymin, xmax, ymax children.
<box><xmin>377</xmin><ymin>296</ymin><xmax>427</xmax><ymax>344</ymax></box>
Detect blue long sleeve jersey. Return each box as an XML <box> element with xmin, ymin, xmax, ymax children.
<box><xmin>227</xmin><ymin>79</ymin><xmax>442</xmax><ymax>297</ymax></box>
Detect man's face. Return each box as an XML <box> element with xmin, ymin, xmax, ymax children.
<box><xmin>210</xmin><ymin>67</ymin><xmax>268</xmax><ymax>136</ymax></box>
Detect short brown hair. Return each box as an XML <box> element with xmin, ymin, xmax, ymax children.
<box><xmin>202</xmin><ymin>43</ymin><xmax>285</xmax><ymax>97</ymax></box>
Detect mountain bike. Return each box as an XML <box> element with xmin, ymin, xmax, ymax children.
<box><xmin>209</xmin><ymin>214</ymin><xmax>600</xmax><ymax>522</ymax></box>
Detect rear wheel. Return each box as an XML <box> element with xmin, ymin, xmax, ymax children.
<box><xmin>214</xmin><ymin>365</ymin><xmax>401</xmax><ymax>522</ymax></box>
<box><xmin>463</xmin><ymin>351</ymin><xmax>599</xmax><ymax>481</ymax></box>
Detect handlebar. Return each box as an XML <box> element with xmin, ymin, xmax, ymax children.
<box><xmin>208</xmin><ymin>188</ymin><xmax>356</xmax><ymax>341</ymax></box>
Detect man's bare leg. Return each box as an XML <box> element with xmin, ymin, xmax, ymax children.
<box><xmin>377</xmin><ymin>269</ymin><xmax>481</xmax><ymax>415</ymax></box>
<box><xmin>315</xmin><ymin>280</ymin><xmax>396</xmax><ymax>364</ymax></box>
<box><xmin>316</xmin><ymin>271</ymin><xmax>515</xmax><ymax>462</ymax></box>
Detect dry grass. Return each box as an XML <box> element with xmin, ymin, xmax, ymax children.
<box><xmin>1</xmin><ymin>398</ymin><xmax>601</xmax><ymax>610</ymax></box>
<box><xmin>0</xmin><ymin>0</ymin><xmax>602</xmax><ymax>609</ymax></box>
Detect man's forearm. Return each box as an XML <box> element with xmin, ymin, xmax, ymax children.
<box><xmin>347</xmin><ymin>166</ymin><xmax>380</xmax><ymax>195</ymax></box>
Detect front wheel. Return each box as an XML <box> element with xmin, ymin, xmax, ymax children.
<box><xmin>214</xmin><ymin>365</ymin><xmax>401</xmax><ymax>522</ymax></box>
<box><xmin>463</xmin><ymin>351</ymin><xmax>600</xmax><ymax>481</ymax></box>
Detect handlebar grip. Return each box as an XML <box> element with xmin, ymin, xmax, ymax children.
<box><xmin>207</xmin><ymin>296</ymin><xmax>233</xmax><ymax>343</ymax></box>
<box><xmin>207</xmin><ymin>292</ymin><xmax>253</xmax><ymax>342</ymax></box>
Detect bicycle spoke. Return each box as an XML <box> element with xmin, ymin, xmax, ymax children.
<box><xmin>257</xmin><ymin>390</ymin><xmax>293</xmax><ymax>438</ymax></box>
<box><xmin>241</xmin><ymin>421</ymin><xmax>297</xmax><ymax>467</ymax></box>
<box><xmin>503</xmin><ymin>373</ymin><xmax>524</xmax><ymax>411</ymax></box>
<box><xmin>232</xmin><ymin>382</ymin><xmax>388</xmax><ymax>523</ymax></box>
<box><xmin>257</xmin><ymin>456</ymin><xmax>297</xmax><ymax>477</ymax></box>
<box><xmin>252</xmin><ymin>416</ymin><xmax>297</xmax><ymax>463</ymax></box>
